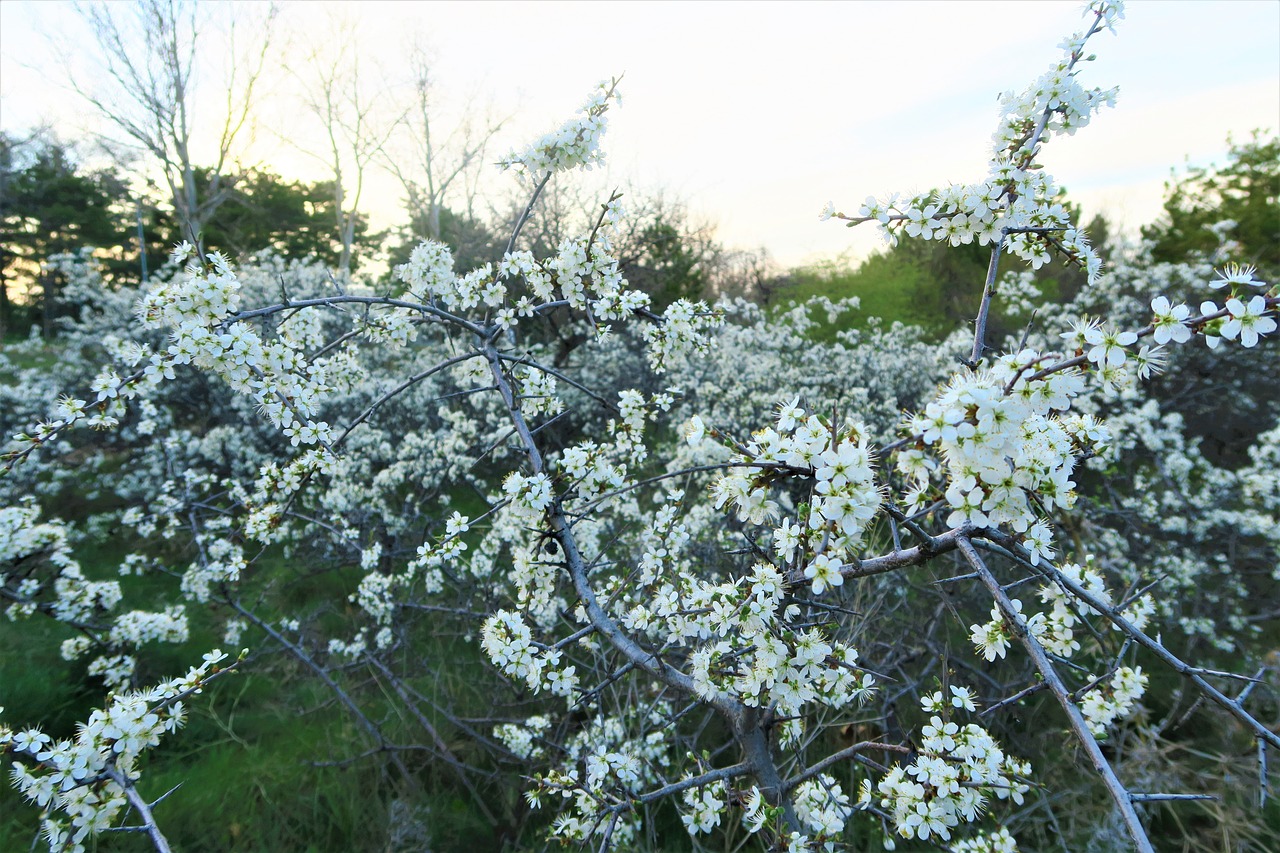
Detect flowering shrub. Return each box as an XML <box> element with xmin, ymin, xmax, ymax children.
<box><xmin>1</xmin><ymin>651</ymin><xmax>240</xmax><ymax>853</ymax></box>
<box><xmin>3</xmin><ymin>2</ymin><xmax>1278</xmax><ymax>851</ymax></box>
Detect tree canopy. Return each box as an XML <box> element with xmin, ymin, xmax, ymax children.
<box><xmin>1143</xmin><ymin>132</ymin><xmax>1280</xmax><ymax>275</ymax></box>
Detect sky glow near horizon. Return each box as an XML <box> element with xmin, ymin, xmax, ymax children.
<box><xmin>1</xmin><ymin>0</ymin><xmax>1277</xmax><ymax>272</ymax></box>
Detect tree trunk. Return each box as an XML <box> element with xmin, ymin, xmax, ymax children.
<box><xmin>0</xmin><ymin>265</ymin><xmax>10</xmax><ymax>342</ymax></box>
<box><xmin>40</xmin><ymin>267</ymin><xmax>54</xmax><ymax>340</ymax></box>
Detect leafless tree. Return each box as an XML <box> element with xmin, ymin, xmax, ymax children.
<box><xmin>64</xmin><ymin>0</ymin><xmax>277</xmax><ymax>248</ymax></box>
<box><xmin>384</xmin><ymin>38</ymin><xmax>506</xmax><ymax>245</ymax></box>
<box><xmin>287</xmin><ymin>11</ymin><xmax>402</xmax><ymax>278</ymax></box>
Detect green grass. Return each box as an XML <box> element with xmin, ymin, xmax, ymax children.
<box><xmin>124</xmin><ymin>674</ymin><xmax>389</xmax><ymax>852</ymax></box>
<box><xmin>0</xmin><ymin>524</ymin><xmax>525</xmax><ymax>852</ymax></box>
<box><xmin>0</xmin><ymin>339</ymin><xmax>64</xmax><ymax>376</ymax></box>
<box><xmin>779</xmin><ymin>253</ymin><xmax>954</xmax><ymax>341</ymax></box>
<box><xmin>0</xmin><ymin>636</ymin><xmax>511</xmax><ymax>853</ymax></box>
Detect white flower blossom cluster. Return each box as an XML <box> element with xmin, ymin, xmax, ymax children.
<box><xmin>793</xmin><ymin>774</ymin><xmax>852</xmax><ymax>839</ymax></box>
<box><xmin>502</xmin><ymin>471</ymin><xmax>555</xmax><ymax>519</ymax></box>
<box><xmin>480</xmin><ymin>610</ymin><xmax>577</xmax><ymax>697</ymax></box>
<box><xmin>1080</xmin><ymin>665</ymin><xmax>1148</xmax><ymax>736</ymax></box>
<box><xmin>608</xmin><ymin>388</ymin><xmax>674</xmax><ymax>464</ymax></box>
<box><xmin>0</xmin><ymin>504</ymin><xmax>118</xmax><ymax>621</ymax></box>
<box><xmin>556</xmin><ymin>440</ymin><xmax>627</xmax><ymax>501</ymax></box>
<box><xmin>133</xmin><ymin>247</ymin><xmax>337</xmax><ymax>450</ymax></box>
<box><xmin>494</xmin><ymin>715</ymin><xmax>551</xmax><ymax>760</ymax></box>
<box><xmin>709</xmin><ymin>404</ymin><xmax>882</xmax><ymax>575</ymax></box>
<box><xmin>1</xmin><ymin>650</ymin><xmax>233</xmax><ymax>853</ymax></box>
<box><xmin>2</xmin><ymin>504</ymin><xmax>189</xmax><ymax>689</ymax></box>
<box><xmin>968</xmin><ymin>559</ymin><xmax>1152</xmax><ymax>736</ymax></box>
<box><xmin>1055</xmin><ymin>264</ymin><xmax>1276</xmax><ymax>395</ymax></box>
<box><xmin>1199</xmin><ymin>267</ymin><xmax>1278</xmax><ymax>349</ymax></box>
<box><xmin>327</xmin><ymin>633</ymin><xmax>368</xmax><ymax>659</ymax></box>
<box><xmin>241</xmin><ymin>448</ymin><xmax>337</xmax><ymax>544</ymax></box>
<box><xmin>522</xmin><ymin>709</ymin><xmax>673</xmax><ymax>846</ymax></box>
<box><xmin>499</xmin><ymin>79</ymin><xmax>619</xmax><ymax>176</ymax></box>
<box><xmin>908</xmin><ymin>352</ymin><xmax>1103</xmax><ymax>537</ymax></box>
<box><xmin>970</xmin><ymin>558</ymin><xmax>1152</xmax><ymax>661</ymax></box>
<box><xmin>179</xmin><ymin>536</ymin><xmax>247</xmax><ymax>603</ymax></box>
<box><xmin>392</xmin><ymin>195</ymin><xmax>678</xmax><ymax>364</ymax></box>
<box><xmin>876</xmin><ymin>688</ymin><xmax>1031</xmax><ymax>843</ymax></box>
<box><xmin>827</xmin><ymin>3</ymin><xmax>1128</xmax><ymax>283</ymax></box>
<box><xmin>951</xmin><ymin>826</ymin><xmax>1020</xmax><ymax>852</ymax></box>
<box><xmin>598</xmin><ymin>519</ymin><xmax>875</xmax><ymax>719</ymax></box>
<box><xmin>641</xmin><ymin>298</ymin><xmax>725</xmax><ymax>371</ymax></box>
<box><xmin>993</xmin><ymin>9</ymin><xmax>1120</xmax><ymax>154</ymax></box>
<box><xmin>682</xmin><ymin>779</ymin><xmax>727</xmax><ymax>834</ymax></box>
<box><xmin>513</xmin><ymin>365</ymin><xmax>563</xmax><ymax>418</ymax></box>
<box><xmin>107</xmin><ymin>607</ymin><xmax>189</xmax><ymax>650</ymax></box>
<box><xmin>1053</xmin><ymin>245</ymin><xmax>1278</xmax><ymax>650</ymax></box>
<box><xmin>1039</xmin><ymin>558</ymin><xmax>1153</xmax><ymax>648</ymax></box>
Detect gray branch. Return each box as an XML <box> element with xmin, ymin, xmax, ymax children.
<box><xmin>957</xmin><ymin>536</ymin><xmax>1154</xmax><ymax>853</ymax></box>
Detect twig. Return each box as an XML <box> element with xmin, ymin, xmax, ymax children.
<box><xmin>103</xmin><ymin>766</ymin><xmax>173</xmax><ymax>853</ymax></box>
<box><xmin>968</xmin><ymin>229</ymin><xmax>1007</xmax><ymax>367</ymax></box>
<box><xmin>1129</xmin><ymin>793</ymin><xmax>1216</xmax><ymax>802</ymax></box>
<box><xmin>957</xmin><ymin>536</ymin><xmax>1154</xmax><ymax>853</ymax></box>
<box><xmin>782</xmin><ymin>742</ymin><xmax>911</xmax><ymax>792</ymax></box>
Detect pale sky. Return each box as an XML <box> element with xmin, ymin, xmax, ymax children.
<box><xmin>2</xmin><ymin>0</ymin><xmax>1278</xmax><ymax>270</ymax></box>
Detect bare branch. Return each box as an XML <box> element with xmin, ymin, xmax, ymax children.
<box><xmin>957</xmin><ymin>536</ymin><xmax>1154</xmax><ymax>853</ymax></box>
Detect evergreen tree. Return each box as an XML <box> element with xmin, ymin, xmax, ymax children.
<box><xmin>147</xmin><ymin>167</ymin><xmax>376</xmax><ymax>271</ymax></box>
<box><xmin>0</xmin><ymin>133</ymin><xmax>131</xmax><ymax>338</ymax></box>
<box><xmin>1143</xmin><ymin>132</ymin><xmax>1280</xmax><ymax>276</ymax></box>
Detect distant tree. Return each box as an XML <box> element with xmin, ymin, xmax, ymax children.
<box><xmin>1143</xmin><ymin>132</ymin><xmax>1280</xmax><ymax>275</ymax></box>
<box><xmin>384</xmin><ymin>38</ymin><xmax>506</xmax><ymax>245</ymax></box>
<box><xmin>614</xmin><ymin>197</ymin><xmax>720</xmax><ymax>312</ymax></box>
<box><xmin>0</xmin><ymin>132</ymin><xmax>131</xmax><ymax>338</ymax></box>
<box><xmin>386</xmin><ymin>204</ymin><xmax>503</xmax><ymax>277</ymax></box>
<box><xmin>288</xmin><ymin>9</ymin><xmax>402</xmax><ymax>278</ymax></box>
<box><xmin>64</xmin><ymin>0</ymin><xmax>277</xmax><ymax>245</ymax></box>
<box><xmin>888</xmin><ymin>231</ymin><xmax>993</xmax><ymax>326</ymax></box>
<box><xmin>146</xmin><ymin>167</ymin><xmax>371</xmax><ymax>269</ymax></box>
<box><xmin>708</xmin><ymin>246</ymin><xmax>793</xmax><ymax>306</ymax></box>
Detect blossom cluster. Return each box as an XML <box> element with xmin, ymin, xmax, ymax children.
<box><xmin>875</xmin><ymin>688</ymin><xmax>1031</xmax><ymax>843</ymax></box>
<box><xmin>1194</xmin><ymin>264</ymin><xmax>1278</xmax><ymax>349</ymax></box>
<box><xmin>2</xmin><ymin>504</ymin><xmax>190</xmax><ymax>690</ymax></box>
<box><xmin>823</xmin><ymin>3</ymin><xmax>1128</xmax><ymax>283</ymax></box>
<box><xmin>707</xmin><ymin>404</ymin><xmax>882</xmax><ymax>576</ymax></box>
<box><xmin>682</xmin><ymin>779</ymin><xmax>727</xmax><ymax>834</ymax></box>
<box><xmin>139</xmin><ymin>247</ymin><xmax>337</xmax><ymax>448</ymax></box>
<box><xmin>494</xmin><ymin>715</ymin><xmax>551</xmax><ymax>760</ymax></box>
<box><xmin>480</xmin><ymin>609</ymin><xmax>578</xmax><ymax>698</ymax></box>
<box><xmin>641</xmin><ymin>298</ymin><xmax>725</xmax><ymax>371</ymax></box>
<box><xmin>968</xmin><ymin>559</ymin><xmax>1152</xmax><ymax>736</ymax></box>
<box><xmin>1056</xmin><ymin>264</ymin><xmax>1276</xmax><ymax>395</ymax></box>
<box><xmin>1</xmin><ymin>650</ymin><xmax>234</xmax><ymax>853</ymax></box>
<box><xmin>392</xmin><ymin>188</ymin><xmax>723</xmax><ymax>383</ymax></box>
<box><xmin>5</xmin><ymin>246</ymin><xmax>358</xmax><ymax>481</ymax></box>
<box><xmin>607</xmin><ymin>546</ymin><xmax>875</xmax><ymax>722</ymax></box>
<box><xmin>521</xmin><ymin>710</ymin><xmax>674</xmax><ymax>846</ymax></box>
<box><xmin>1080</xmin><ymin>666</ymin><xmax>1148</xmax><ymax>736</ymax></box>
<box><xmin>499</xmin><ymin>79</ymin><xmax>619</xmax><ymax>176</ymax></box>
<box><xmin>906</xmin><ymin>352</ymin><xmax>1105</xmax><ymax>542</ymax></box>
<box><xmin>951</xmin><ymin>826</ymin><xmax>1020</xmax><ymax>853</ymax></box>
<box><xmin>1038</xmin><ymin>558</ymin><xmax>1153</xmax><ymax>652</ymax></box>
<box><xmin>794</xmin><ymin>775</ymin><xmax>852</xmax><ymax>839</ymax></box>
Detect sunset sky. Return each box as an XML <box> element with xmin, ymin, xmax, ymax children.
<box><xmin>2</xmin><ymin>0</ymin><xmax>1277</xmax><ymax>270</ymax></box>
